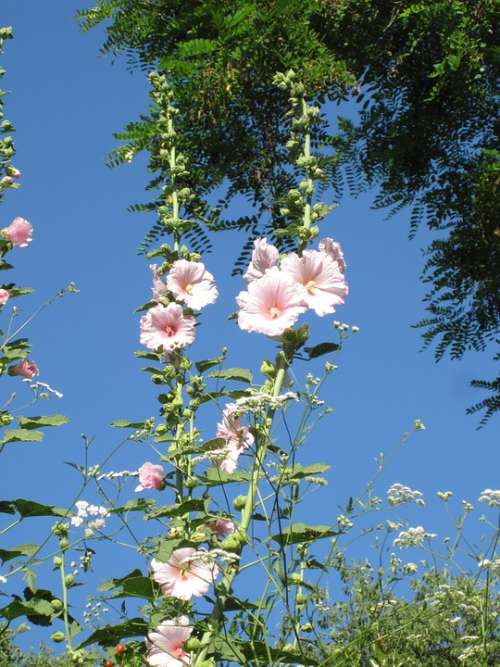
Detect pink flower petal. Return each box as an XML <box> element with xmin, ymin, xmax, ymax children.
<box><xmin>167</xmin><ymin>259</ymin><xmax>218</xmax><ymax>310</ymax></box>
<box><xmin>140</xmin><ymin>303</ymin><xmax>195</xmax><ymax>352</ymax></box>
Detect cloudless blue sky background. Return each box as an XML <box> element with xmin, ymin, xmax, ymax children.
<box><xmin>1</xmin><ymin>1</ymin><xmax>498</xmax><ymax>652</ymax></box>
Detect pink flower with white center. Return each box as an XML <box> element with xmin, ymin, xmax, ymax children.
<box><xmin>244</xmin><ymin>237</ymin><xmax>279</xmax><ymax>282</ymax></box>
<box><xmin>151</xmin><ymin>548</ymin><xmax>219</xmax><ymax>600</ymax></box>
<box><xmin>236</xmin><ymin>267</ymin><xmax>307</xmax><ymax>336</ymax></box>
<box><xmin>135</xmin><ymin>462</ymin><xmax>166</xmax><ymax>492</ymax></box>
<box><xmin>281</xmin><ymin>249</ymin><xmax>348</xmax><ymax>316</ymax></box>
<box><xmin>318</xmin><ymin>237</ymin><xmax>346</xmax><ymax>274</ymax></box>
<box><xmin>216</xmin><ymin>441</ymin><xmax>241</xmax><ymax>474</ymax></box>
<box><xmin>207</xmin><ymin>518</ymin><xmax>235</xmax><ymax>538</ymax></box>
<box><xmin>2</xmin><ymin>217</ymin><xmax>33</xmax><ymax>248</ymax></box>
<box><xmin>166</xmin><ymin>259</ymin><xmax>218</xmax><ymax>310</ymax></box>
<box><xmin>150</xmin><ymin>264</ymin><xmax>169</xmax><ymax>301</ymax></box>
<box><xmin>0</xmin><ymin>289</ymin><xmax>9</xmax><ymax>305</ymax></box>
<box><xmin>140</xmin><ymin>303</ymin><xmax>195</xmax><ymax>352</ymax></box>
<box><xmin>146</xmin><ymin>616</ymin><xmax>192</xmax><ymax>667</ymax></box>
<box><xmin>9</xmin><ymin>359</ymin><xmax>39</xmax><ymax>379</ymax></box>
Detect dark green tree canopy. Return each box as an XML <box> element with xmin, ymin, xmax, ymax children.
<box><xmin>79</xmin><ymin>0</ymin><xmax>499</xmax><ymax>423</ymax></box>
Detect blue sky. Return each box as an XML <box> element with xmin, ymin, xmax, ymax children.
<box><xmin>1</xmin><ymin>0</ymin><xmax>498</xmax><ymax>652</ymax></box>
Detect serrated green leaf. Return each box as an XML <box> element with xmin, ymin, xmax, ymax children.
<box><xmin>304</xmin><ymin>342</ymin><xmax>340</xmax><ymax>359</ymax></box>
<box><xmin>0</xmin><ymin>543</ymin><xmax>38</xmax><ymax>564</ymax></box>
<box><xmin>146</xmin><ymin>498</ymin><xmax>208</xmax><ymax>520</ymax></box>
<box><xmin>1</xmin><ymin>429</ymin><xmax>43</xmax><ymax>444</ymax></box>
<box><xmin>111</xmin><ymin>419</ymin><xmax>149</xmax><ymax>429</ymax></box>
<box><xmin>79</xmin><ymin>618</ymin><xmax>148</xmax><ymax>648</ymax></box>
<box><xmin>208</xmin><ymin>367</ymin><xmax>253</xmax><ymax>383</ymax></box>
<box><xmin>272</xmin><ymin>523</ymin><xmax>338</xmax><ymax>546</ymax></box>
<box><xmin>18</xmin><ymin>414</ymin><xmax>69</xmax><ymax>429</ymax></box>
<box><xmin>0</xmin><ymin>498</ymin><xmax>68</xmax><ymax>518</ymax></box>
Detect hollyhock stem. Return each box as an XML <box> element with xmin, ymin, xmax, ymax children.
<box><xmin>193</xmin><ymin>352</ymin><xmax>288</xmax><ymax>666</ymax></box>
<box><xmin>58</xmin><ymin>552</ymin><xmax>73</xmax><ymax>652</ymax></box>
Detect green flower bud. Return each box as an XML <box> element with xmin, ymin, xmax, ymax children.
<box><xmin>64</xmin><ymin>574</ymin><xmax>74</xmax><ymax>586</ymax></box>
<box><xmin>295</xmin><ymin>593</ymin><xmax>307</xmax><ymax>605</ymax></box>
<box><xmin>50</xmin><ymin>599</ymin><xmax>63</xmax><ymax>612</ymax></box>
<box><xmin>300</xmin><ymin>622</ymin><xmax>313</xmax><ymax>633</ymax></box>
<box><xmin>185</xmin><ymin>638</ymin><xmax>201</xmax><ymax>651</ymax></box>
<box><xmin>52</xmin><ymin>556</ymin><xmax>63</xmax><ymax>568</ymax></box>
<box><xmin>51</xmin><ymin>631</ymin><xmax>66</xmax><ymax>643</ymax></box>
<box><xmin>233</xmin><ymin>495</ymin><xmax>246</xmax><ymax>511</ymax></box>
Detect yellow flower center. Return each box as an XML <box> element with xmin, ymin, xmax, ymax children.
<box><xmin>269</xmin><ymin>306</ymin><xmax>281</xmax><ymax>319</ymax></box>
<box><xmin>185</xmin><ymin>283</ymin><xmax>193</xmax><ymax>295</ymax></box>
<box><xmin>305</xmin><ymin>279</ymin><xmax>316</xmax><ymax>293</ymax></box>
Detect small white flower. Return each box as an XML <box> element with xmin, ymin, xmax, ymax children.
<box><xmin>387</xmin><ymin>483</ymin><xmax>424</xmax><ymax>506</ymax></box>
<box><xmin>478</xmin><ymin>489</ymin><xmax>500</xmax><ymax>507</ymax></box>
<box><xmin>393</xmin><ymin>526</ymin><xmax>436</xmax><ymax>549</ymax></box>
<box><xmin>71</xmin><ymin>516</ymin><xmax>84</xmax><ymax>528</ymax></box>
<box><xmin>0</xmin><ymin>575</ymin><xmax>7</xmax><ymax>584</ymax></box>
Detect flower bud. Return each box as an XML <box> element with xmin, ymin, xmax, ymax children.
<box><xmin>233</xmin><ymin>495</ymin><xmax>246</xmax><ymax>511</ymax></box>
<box><xmin>185</xmin><ymin>638</ymin><xmax>201</xmax><ymax>651</ymax></box>
<box><xmin>64</xmin><ymin>574</ymin><xmax>74</xmax><ymax>586</ymax></box>
<box><xmin>50</xmin><ymin>599</ymin><xmax>63</xmax><ymax>611</ymax></box>
<box><xmin>51</xmin><ymin>631</ymin><xmax>66</xmax><ymax>643</ymax></box>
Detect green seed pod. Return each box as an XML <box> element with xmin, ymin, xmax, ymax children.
<box><xmin>50</xmin><ymin>599</ymin><xmax>64</xmax><ymax>611</ymax></box>
<box><xmin>185</xmin><ymin>638</ymin><xmax>201</xmax><ymax>651</ymax></box>
<box><xmin>64</xmin><ymin>574</ymin><xmax>74</xmax><ymax>586</ymax></box>
<box><xmin>52</xmin><ymin>556</ymin><xmax>63</xmax><ymax>568</ymax></box>
<box><xmin>51</xmin><ymin>631</ymin><xmax>66</xmax><ymax>643</ymax></box>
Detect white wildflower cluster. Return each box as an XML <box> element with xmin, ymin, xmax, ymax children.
<box><xmin>387</xmin><ymin>483</ymin><xmax>425</xmax><ymax>506</ymax></box>
<box><xmin>478</xmin><ymin>558</ymin><xmax>500</xmax><ymax>574</ymax></box>
<box><xmin>336</xmin><ymin>514</ymin><xmax>353</xmax><ymax>530</ymax></box>
<box><xmin>462</xmin><ymin>500</ymin><xmax>474</xmax><ymax>512</ymax></box>
<box><xmin>0</xmin><ymin>575</ymin><xmax>7</xmax><ymax>584</ymax></box>
<box><xmin>458</xmin><ymin>644</ymin><xmax>482</xmax><ymax>663</ymax></box>
<box><xmin>403</xmin><ymin>562</ymin><xmax>418</xmax><ymax>574</ymax></box>
<box><xmin>97</xmin><ymin>468</ymin><xmax>139</xmax><ymax>481</ymax></box>
<box><xmin>333</xmin><ymin>320</ymin><xmax>358</xmax><ymax>333</ymax></box>
<box><xmin>234</xmin><ymin>391</ymin><xmax>298</xmax><ymax>413</ymax></box>
<box><xmin>70</xmin><ymin>501</ymin><xmax>109</xmax><ymax>537</ymax></box>
<box><xmin>413</xmin><ymin>419</ymin><xmax>426</xmax><ymax>431</ymax></box>
<box><xmin>478</xmin><ymin>488</ymin><xmax>500</xmax><ymax>507</ymax></box>
<box><xmin>437</xmin><ymin>490</ymin><xmax>453</xmax><ymax>501</ymax></box>
<box><xmin>83</xmin><ymin>599</ymin><xmax>109</xmax><ymax>626</ymax></box>
<box><xmin>393</xmin><ymin>526</ymin><xmax>436</xmax><ymax>549</ymax></box>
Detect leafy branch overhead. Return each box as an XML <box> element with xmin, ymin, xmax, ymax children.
<box><xmin>79</xmin><ymin>0</ymin><xmax>499</xmax><ymax>423</ymax></box>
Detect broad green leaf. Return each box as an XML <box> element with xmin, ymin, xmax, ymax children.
<box><xmin>195</xmin><ymin>352</ymin><xmax>226</xmax><ymax>373</ymax></box>
<box><xmin>111</xmin><ymin>419</ymin><xmax>149</xmax><ymax>429</ymax></box>
<box><xmin>79</xmin><ymin>618</ymin><xmax>148</xmax><ymax>648</ymax></box>
<box><xmin>111</xmin><ymin>498</ymin><xmax>156</xmax><ymax>514</ymax></box>
<box><xmin>0</xmin><ymin>543</ymin><xmax>38</xmax><ymax>564</ymax></box>
<box><xmin>99</xmin><ymin>569</ymin><xmax>156</xmax><ymax>601</ymax></box>
<box><xmin>18</xmin><ymin>414</ymin><xmax>69</xmax><ymax>429</ymax></box>
<box><xmin>208</xmin><ymin>367</ymin><xmax>253</xmax><ymax>383</ymax></box>
<box><xmin>1</xmin><ymin>429</ymin><xmax>43</xmax><ymax>444</ymax></box>
<box><xmin>146</xmin><ymin>498</ymin><xmax>208</xmax><ymax>520</ymax></box>
<box><xmin>272</xmin><ymin>523</ymin><xmax>338</xmax><ymax>546</ymax></box>
<box><xmin>0</xmin><ymin>498</ymin><xmax>68</xmax><ymax>518</ymax></box>
<box><xmin>202</xmin><ymin>467</ymin><xmax>256</xmax><ymax>486</ymax></box>
<box><xmin>304</xmin><ymin>342</ymin><xmax>340</xmax><ymax>359</ymax></box>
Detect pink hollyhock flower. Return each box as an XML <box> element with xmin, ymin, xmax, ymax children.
<box><xmin>244</xmin><ymin>237</ymin><xmax>279</xmax><ymax>282</ymax></box>
<box><xmin>151</xmin><ymin>548</ymin><xmax>219</xmax><ymax>600</ymax></box>
<box><xmin>140</xmin><ymin>303</ymin><xmax>195</xmax><ymax>352</ymax></box>
<box><xmin>146</xmin><ymin>616</ymin><xmax>192</xmax><ymax>667</ymax></box>
<box><xmin>150</xmin><ymin>264</ymin><xmax>169</xmax><ymax>301</ymax></box>
<box><xmin>2</xmin><ymin>217</ymin><xmax>33</xmax><ymax>248</ymax></box>
<box><xmin>9</xmin><ymin>359</ymin><xmax>39</xmax><ymax>379</ymax></box>
<box><xmin>318</xmin><ymin>237</ymin><xmax>346</xmax><ymax>274</ymax></box>
<box><xmin>166</xmin><ymin>259</ymin><xmax>218</xmax><ymax>310</ymax></box>
<box><xmin>236</xmin><ymin>267</ymin><xmax>307</xmax><ymax>336</ymax></box>
<box><xmin>213</xmin><ymin>403</ymin><xmax>254</xmax><ymax>473</ymax></box>
<box><xmin>0</xmin><ymin>289</ymin><xmax>9</xmax><ymax>305</ymax></box>
<box><xmin>208</xmin><ymin>518</ymin><xmax>235</xmax><ymax>538</ymax></box>
<box><xmin>281</xmin><ymin>250</ymin><xmax>348</xmax><ymax>316</ymax></box>
<box><xmin>135</xmin><ymin>462</ymin><xmax>166</xmax><ymax>492</ymax></box>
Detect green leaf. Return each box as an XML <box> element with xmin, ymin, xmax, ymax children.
<box><xmin>79</xmin><ymin>618</ymin><xmax>148</xmax><ymax>648</ymax></box>
<box><xmin>99</xmin><ymin>569</ymin><xmax>156</xmax><ymax>601</ymax></box>
<box><xmin>208</xmin><ymin>367</ymin><xmax>253</xmax><ymax>383</ymax></box>
<box><xmin>304</xmin><ymin>342</ymin><xmax>340</xmax><ymax>359</ymax></box>
<box><xmin>1</xmin><ymin>429</ymin><xmax>43</xmax><ymax>444</ymax></box>
<box><xmin>111</xmin><ymin>419</ymin><xmax>149</xmax><ymax>429</ymax></box>
<box><xmin>177</xmin><ymin>38</ymin><xmax>218</xmax><ymax>58</ymax></box>
<box><xmin>18</xmin><ymin>414</ymin><xmax>69</xmax><ymax>429</ymax></box>
<box><xmin>0</xmin><ymin>543</ymin><xmax>38</xmax><ymax>564</ymax></box>
<box><xmin>271</xmin><ymin>463</ymin><xmax>330</xmax><ymax>484</ymax></box>
<box><xmin>0</xmin><ymin>498</ymin><xmax>68</xmax><ymax>518</ymax></box>
<box><xmin>111</xmin><ymin>498</ymin><xmax>156</xmax><ymax>514</ymax></box>
<box><xmin>146</xmin><ymin>498</ymin><xmax>208</xmax><ymax>520</ymax></box>
<box><xmin>202</xmin><ymin>467</ymin><xmax>256</xmax><ymax>486</ymax></box>
<box><xmin>195</xmin><ymin>352</ymin><xmax>226</xmax><ymax>373</ymax></box>
<box><xmin>272</xmin><ymin>523</ymin><xmax>337</xmax><ymax>546</ymax></box>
